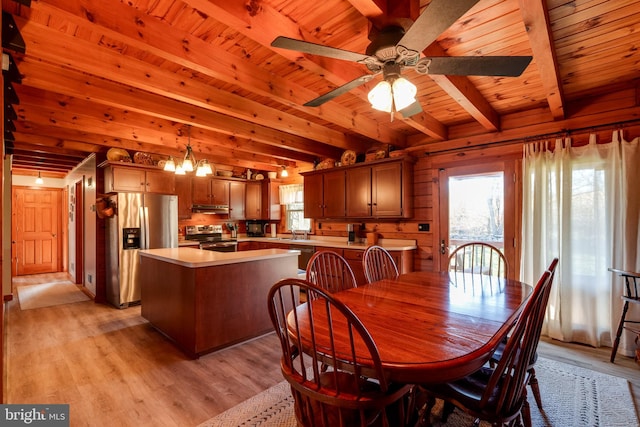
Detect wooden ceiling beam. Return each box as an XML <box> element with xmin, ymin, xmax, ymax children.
<box><xmin>31</xmin><ymin>1</ymin><xmax>400</xmax><ymax>148</ymax></box>
<box><xmin>15</xmin><ymin>18</ymin><xmax>368</xmax><ymax>153</ymax></box>
<box><xmin>182</xmin><ymin>0</ymin><xmax>446</xmax><ymax>141</ymax></box>
<box><xmin>14</xmin><ymin>106</ymin><xmax>300</xmax><ymax>170</ymax></box>
<box><xmin>16</xmin><ymin>59</ymin><xmax>339</xmax><ymax>162</ymax></box>
<box><xmin>11</xmin><ymin>149</ymin><xmax>83</xmax><ymax>165</ymax></box>
<box><xmin>518</xmin><ymin>0</ymin><xmax>565</xmax><ymax>120</ymax></box>
<box><xmin>14</xmin><ymin>86</ymin><xmax>315</xmax><ymax>165</ymax></box>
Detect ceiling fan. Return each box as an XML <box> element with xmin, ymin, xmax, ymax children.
<box><xmin>271</xmin><ymin>0</ymin><xmax>532</xmax><ymax>118</ymax></box>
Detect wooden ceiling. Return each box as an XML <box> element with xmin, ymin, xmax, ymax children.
<box><xmin>2</xmin><ymin>0</ymin><xmax>640</xmax><ymax>178</ymax></box>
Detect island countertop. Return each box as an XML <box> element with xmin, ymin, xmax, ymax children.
<box><xmin>139</xmin><ymin>247</ymin><xmax>300</xmax><ymax>268</ymax></box>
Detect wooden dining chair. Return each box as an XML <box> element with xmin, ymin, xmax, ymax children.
<box><xmin>609</xmin><ymin>267</ymin><xmax>640</xmax><ymax>363</ymax></box>
<box><xmin>267</xmin><ymin>278</ymin><xmax>414</xmax><ymax>427</ymax></box>
<box><xmin>448</xmin><ymin>242</ymin><xmax>508</xmax><ymax>278</ymax></box>
<box><xmin>417</xmin><ymin>258</ymin><xmax>558</xmax><ymax>427</ymax></box>
<box><xmin>488</xmin><ymin>258</ymin><xmax>558</xmax><ymax>411</ymax></box>
<box><xmin>363</xmin><ymin>245</ymin><xmax>399</xmax><ymax>283</ymax></box>
<box><xmin>306</xmin><ymin>250</ymin><xmax>358</xmax><ymax>292</ymax></box>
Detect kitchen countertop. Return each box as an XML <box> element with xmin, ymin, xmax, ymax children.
<box><xmin>140</xmin><ymin>247</ymin><xmax>300</xmax><ymax>268</ymax></box>
<box><xmin>235</xmin><ymin>236</ymin><xmax>417</xmax><ymax>251</ymax></box>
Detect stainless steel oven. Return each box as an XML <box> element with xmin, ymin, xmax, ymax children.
<box><xmin>185</xmin><ymin>225</ymin><xmax>238</xmax><ymax>252</ymax></box>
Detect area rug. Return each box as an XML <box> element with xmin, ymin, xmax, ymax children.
<box><xmin>199</xmin><ymin>357</ymin><xmax>638</xmax><ymax>427</ymax></box>
<box><xmin>17</xmin><ymin>281</ymin><xmax>90</xmax><ymax>310</ymax></box>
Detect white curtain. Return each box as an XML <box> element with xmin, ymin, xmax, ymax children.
<box><xmin>521</xmin><ymin>131</ymin><xmax>640</xmax><ymax>356</ymax></box>
<box><xmin>279</xmin><ymin>183</ymin><xmax>303</xmax><ymax>205</ymax></box>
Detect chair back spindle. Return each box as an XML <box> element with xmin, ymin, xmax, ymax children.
<box><xmin>449</xmin><ymin>242</ymin><xmax>508</xmax><ymax>278</ymax></box>
<box><xmin>306</xmin><ymin>250</ymin><xmax>358</xmax><ymax>292</ymax></box>
<box><xmin>363</xmin><ymin>245</ymin><xmax>399</xmax><ymax>283</ymax></box>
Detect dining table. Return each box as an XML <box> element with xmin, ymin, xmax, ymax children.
<box><xmin>287</xmin><ymin>270</ymin><xmax>532</xmax><ymax>384</ymax></box>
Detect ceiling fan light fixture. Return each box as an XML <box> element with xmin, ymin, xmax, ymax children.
<box><xmin>392</xmin><ymin>77</ymin><xmax>417</xmax><ymax>111</ymax></box>
<box><xmin>368</xmin><ymin>80</ymin><xmax>393</xmax><ymax>112</ymax></box>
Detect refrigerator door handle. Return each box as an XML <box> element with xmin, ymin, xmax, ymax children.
<box><xmin>139</xmin><ymin>206</ymin><xmax>148</xmax><ymax>249</ymax></box>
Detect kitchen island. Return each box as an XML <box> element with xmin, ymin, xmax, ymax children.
<box><xmin>139</xmin><ymin>247</ymin><xmax>299</xmax><ymax>358</ymax></box>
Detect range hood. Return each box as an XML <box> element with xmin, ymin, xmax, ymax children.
<box><xmin>191</xmin><ymin>204</ymin><xmax>230</xmax><ymax>214</ymax></box>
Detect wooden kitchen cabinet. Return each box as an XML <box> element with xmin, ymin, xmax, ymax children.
<box><xmin>175</xmin><ymin>175</ymin><xmax>192</xmax><ymax>219</ymax></box>
<box><xmin>229</xmin><ymin>181</ymin><xmax>246</xmax><ymax>220</ymax></box>
<box><xmin>103</xmin><ymin>163</ymin><xmax>175</xmax><ymax>194</ymax></box>
<box><xmin>245</xmin><ymin>182</ymin><xmax>262</xmax><ymax>219</ymax></box>
<box><xmin>192</xmin><ymin>178</ymin><xmax>229</xmax><ymax>206</ymax></box>
<box><xmin>346</xmin><ymin>160</ymin><xmax>410</xmax><ymax>218</ymax></box>
<box><xmin>304</xmin><ymin>157</ymin><xmax>412</xmax><ymax>219</ymax></box>
<box><xmin>343</xmin><ymin>249</ymin><xmax>366</xmax><ymax>284</ymax></box>
<box><xmin>263</xmin><ymin>180</ymin><xmax>281</xmax><ymax>220</ymax></box>
<box><xmin>303</xmin><ymin>169</ymin><xmax>346</xmax><ymax>218</ymax></box>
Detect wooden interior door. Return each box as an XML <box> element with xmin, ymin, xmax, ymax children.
<box><xmin>12</xmin><ymin>187</ymin><xmax>62</xmax><ymax>275</ymax></box>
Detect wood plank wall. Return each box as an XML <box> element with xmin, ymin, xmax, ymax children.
<box><xmin>313</xmin><ymin>123</ymin><xmax>640</xmax><ymax>274</ymax></box>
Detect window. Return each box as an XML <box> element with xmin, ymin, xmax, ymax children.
<box><xmin>285</xmin><ymin>202</ymin><xmax>310</xmax><ymax>232</ymax></box>
<box><xmin>279</xmin><ymin>184</ymin><xmax>311</xmax><ymax>232</ymax></box>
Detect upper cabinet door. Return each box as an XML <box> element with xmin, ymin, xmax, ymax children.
<box><xmin>192</xmin><ymin>178</ymin><xmax>211</xmax><ymax>205</ymax></box>
<box><xmin>211</xmin><ymin>179</ymin><xmax>230</xmax><ymax>206</ymax></box>
<box><xmin>346</xmin><ymin>167</ymin><xmax>371</xmax><ymax>217</ymax></box>
<box><xmin>245</xmin><ymin>182</ymin><xmax>262</xmax><ymax>219</ymax></box>
<box><xmin>372</xmin><ymin>162</ymin><xmax>403</xmax><ymax>217</ymax></box>
<box><xmin>109</xmin><ymin>167</ymin><xmax>145</xmax><ymax>192</ymax></box>
<box><xmin>145</xmin><ymin>170</ymin><xmax>175</xmax><ymax>194</ymax></box>
<box><xmin>323</xmin><ymin>170</ymin><xmax>346</xmax><ymax>218</ymax></box>
<box><xmin>304</xmin><ymin>173</ymin><xmax>324</xmax><ymax>218</ymax></box>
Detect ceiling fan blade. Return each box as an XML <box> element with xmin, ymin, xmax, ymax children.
<box><xmin>422</xmin><ymin>56</ymin><xmax>533</xmax><ymax>77</ymax></box>
<box><xmin>398</xmin><ymin>0</ymin><xmax>481</xmax><ymax>53</ymax></box>
<box><xmin>271</xmin><ymin>36</ymin><xmax>371</xmax><ymax>63</ymax></box>
<box><xmin>304</xmin><ymin>75</ymin><xmax>376</xmax><ymax>107</ymax></box>
<box><xmin>400</xmin><ymin>101</ymin><xmax>423</xmax><ymax>118</ymax></box>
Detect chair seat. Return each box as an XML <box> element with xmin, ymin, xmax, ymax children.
<box><xmin>423</xmin><ymin>367</ymin><xmax>527</xmax><ymax>419</ymax></box>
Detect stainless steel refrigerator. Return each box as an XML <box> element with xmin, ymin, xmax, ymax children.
<box><xmin>106</xmin><ymin>192</ymin><xmax>178</xmax><ymax>308</ymax></box>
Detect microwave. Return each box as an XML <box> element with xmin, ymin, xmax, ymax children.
<box><xmin>246</xmin><ymin>220</ymin><xmax>267</xmax><ymax>237</ymax></box>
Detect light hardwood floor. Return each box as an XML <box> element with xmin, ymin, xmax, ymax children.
<box><xmin>4</xmin><ymin>273</ymin><xmax>640</xmax><ymax>426</ymax></box>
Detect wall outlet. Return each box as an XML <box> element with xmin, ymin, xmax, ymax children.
<box><xmin>88</xmin><ymin>274</ymin><xmax>92</xmax><ymax>284</ymax></box>
<box><xmin>418</xmin><ymin>223</ymin><xmax>430</xmax><ymax>232</ymax></box>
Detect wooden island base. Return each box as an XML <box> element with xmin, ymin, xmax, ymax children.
<box><xmin>139</xmin><ymin>248</ymin><xmax>299</xmax><ymax>358</ymax></box>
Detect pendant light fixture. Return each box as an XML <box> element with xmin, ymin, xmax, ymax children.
<box><xmin>163</xmin><ymin>156</ymin><xmax>176</xmax><ymax>172</ymax></box>
<box><xmin>35</xmin><ymin>171</ymin><xmax>43</xmax><ymax>185</ymax></box>
<box><xmin>163</xmin><ymin>125</ymin><xmax>213</xmax><ymax>176</ymax></box>
<box><xmin>181</xmin><ymin>126</ymin><xmax>196</xmax><ymax>172</ymax></box>
<box><xmin>280</xmin><ymin>166</ymin><xmax>288</xmax><ymax>178</ymax></box>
